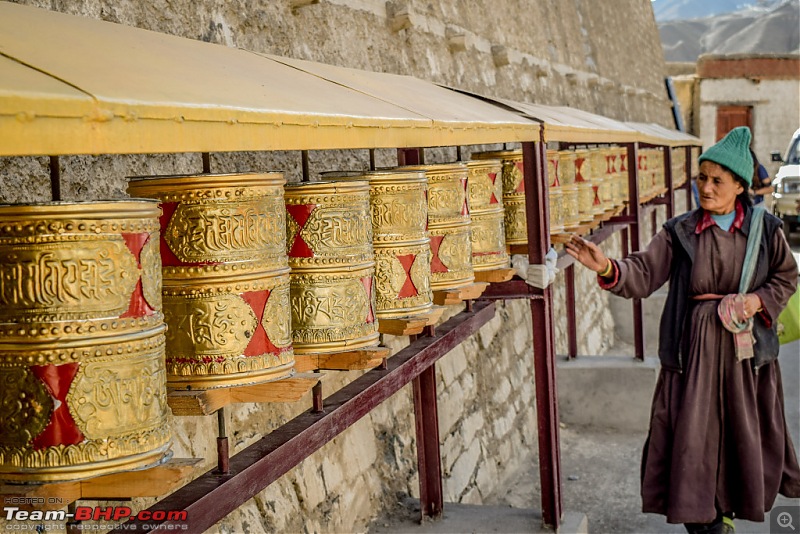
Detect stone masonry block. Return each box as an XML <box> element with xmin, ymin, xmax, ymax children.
<box><xmin>461</xmin><ymin>485</ymin><xmax>483</xmax><ymax>505</ymax></box>
<box><xmin>438</xmin><ymin>381</ymin><xmax>467</xmax><ymax>436</ymax></box>
<box><xmin>445</xmin><ymin>439</ymin><xmax>481</xmax><ymax>499</ymax></box>
<box><xmin>441</xmin><ymin>431</ymin><xmax>461</xmax><ymax>473</ymax></box>
<box><xmin>460</xmin><ymin>411</ymin><xmax>485</xmax><ymax>445</ymax></box>
<box><xmin>297</xmin><ymin>459</ymin><xmax>327</xmax><ymax>511</ymax></box>
<box><xmin>341</xmin><ymin>419</ymin><xmax>378</xmax><ymax>474</ymax></box>
<box><xmin>491</xmin><ymin>377</ymin><xmax>512</xmax><ymax>404</ymax></box>
<box><xmin>491</xmin><ymin>410</ymin><xmax>514</xmax><ymax>440</ymax></box>
<box><xmin>474</xmin><ymin>448</ymin><xmax>499</xmax><ymax>495</ymax></box>
<box><xmin>513</xmin><ymin>322</ymin><xmax>532</xmax><ymax>354</ymax></box>
<box><xmin>322</xmin><ymin>455</ymin><xmax>345</xmax><ymax>494</ymax></box>
<box><xmin>438</xmin><ymin>343</ymin><xmax>468</xmax><ymax>388</ymax></box>
<box><xmin>478</xmin><ymin>312</ymin><xmax>504</xmax><ymax>349</ymax></box>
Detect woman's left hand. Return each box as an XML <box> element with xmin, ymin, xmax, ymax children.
<box><xmin>742</xmin><ymin>293</ymin><xmax>763</xmax><ymax>319</ymax></box>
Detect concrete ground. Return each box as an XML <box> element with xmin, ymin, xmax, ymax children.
<box><xmin>370</xmin><ymin>231</ymin><xmax>800</xmax><ymax>534</ymax></box>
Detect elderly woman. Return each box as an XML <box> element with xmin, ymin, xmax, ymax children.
<box><xmin>566</xmin><ymin>127</ymin><xmax>800</xmax><ymax>534</ymax></box>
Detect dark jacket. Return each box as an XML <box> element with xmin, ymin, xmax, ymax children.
<box><xmin>659</xmin><ymin>206</ymin><xmax>784</xmax><ymax>372</ymax></box>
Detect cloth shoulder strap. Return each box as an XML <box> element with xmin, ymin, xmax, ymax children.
<box><xmin>739</xmin><ymin>206</ymin><xmax>766</xmax><ymax>293</ymax></box>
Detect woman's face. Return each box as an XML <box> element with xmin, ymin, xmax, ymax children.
<box><xmin>697</xmin><ymin>161</ymin><xmax>744</xmax><ymax>215</ymax></box>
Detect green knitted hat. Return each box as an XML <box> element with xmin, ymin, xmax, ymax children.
<box><xmin>698</xmin><ymin>126</ymin><xmax>754</xmax><ymax>186</ymax></box>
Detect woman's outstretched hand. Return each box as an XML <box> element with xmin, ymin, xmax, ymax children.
<box><xmin>565</xmin><ymin>234</ymin><xmax>609</xmax><ymax>273</ymax></box>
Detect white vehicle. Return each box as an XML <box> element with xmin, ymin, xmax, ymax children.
<box><xmin>772</xmin><ymin>128</ymin><xmax>800</xmax><ymax>232</ymax></box>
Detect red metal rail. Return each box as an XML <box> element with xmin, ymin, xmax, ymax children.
<box><xmin>522</xmin><ymin>140</ymin><xmax>563</xmax><ymax>529</ymax></box>
<box><xmin>121</xmin><ymin>301</ymin><xmax>496</xmax><ymax>533</ymax></box>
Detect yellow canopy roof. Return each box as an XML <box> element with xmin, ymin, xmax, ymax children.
<box><xmin>624</xmin><ymin>122</ymin><xmax>702</xmax><ymax>147</ymax></box>
<box><xmin>447</xmin><ymin>89</ymin><xmax>696</xmax><ymax>146</ymax></box>
<box><xmin>267</xmin><ymin>55</ymin><xmax>537</xmax><ymax>147</ymax></box>
<box><xmin>0</xmin><ymin>2</ymin><xmax>539</xmax><ymax>156</ymax></box>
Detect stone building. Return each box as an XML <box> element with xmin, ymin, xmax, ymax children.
<box><xmin>0</xmin><ymin>1</ymin><xmax>676</xmax><ymax>531</ymax></box>
<box><xmin>669</xmin><ymin>53</ymin><xmax>800</xmax><ymax>176</ymax></box>
<box><xmin>696</xmin><ymin>53</ymin><xmax>800</xmax><ymax>177</ymax></box>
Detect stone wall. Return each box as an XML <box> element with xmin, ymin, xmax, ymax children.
<box><xmin>1</xmin><ymin>0</ymin><xmax>674</xmax><ymax>532</ymax></box>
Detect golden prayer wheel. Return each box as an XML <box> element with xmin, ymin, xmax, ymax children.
<box><xmin>653</xmin><ymin>150</ymin><xmax>665</xmax><ymax>190</ymax></box>
<box><xmin>605</xmin><ymin>149</ymin><xmax>618</xmax><ymax>180</ymax></box>
<box><xmin>619</xmin><ymin>147</ymin><xmax>630</xmax><ymax>201</ymax></box>
<box><xmin>0</xmin><ymin>200</ymin><xmax>171</xmax><ymax>482</ymax></box>
<box><xmin>466</xmin><ymin>159</ymin><xmax>504</xmax><ymax>213</ymax></box>
<box><xmin>601</xmin><ymin>181</ymin><xmax>614</xmax><ymax>211</ymax></box>
<box><xmin>471</xmin><ymin>150</ymin><xmax>526</xmax><ymax>245</ymax></box>
<box><xmin>574</xmin><ymin>149</ymin><xmax>591</xmax><ymax>184</ymax></box>
<box><xmin>589</xmin><ymin>149</ymin><xmax>605</xmax><ymax>182</ymax></box>
<box><xmin>612</xmin><ymin>175</ymin><xmax>625</xmax><ymax>208</ymax></box>
<box><xmin>127</xmin><ymin>173</ymin><xmax>294</xmax><ymax>389</ymax></box>
<box><xmin>561</xmin><ymin>184</ymin><xmax>581</xmax><ymax>228</ymax></box>
<box><xmin>546</xmin><ymin>150</ymin><xmax>560</xmax><ymax>187</ymax></box>
<box><xmin>284</xmin><ymin>180</ymin><xmax>378</xmax><ymax>353</ymax></box>
<box><xmin>321</xmin><ymin>170</ymin><xmax>432</xmax><ymax>320</ymax></box>
<box><xmin>672</xmin><ymin>148</ymin><xmax>686</xmax><ymax>187</ymax></box>
<box><xmin>577</xmin><ymin>181</ymin><xmax>596</xmax><ymax>222</ymax></box>
<box><xmin>549</xmin><ymin>186</ymin><xmax>565</xmax><ymax>233</ymax></box>
<box><xmin>591</xmin><ymin>180</ymin><xmax>605</xmax><ymax>215</ymax></box>
<box><xmin>469</xmin><ymin>210</ymin><xmax>509</xmax><ymax>270</ymax></box>
<box><xmin>558</xmin><ymin>151</ymin><xmax>576</xmax><ymax>186</ymax></box>
<box><xmin>400</xmin><ymin>163</ymin><xmax>473</xmax><ymax>290</ymax></box>
<box><xmin>465</xmin><ymin>160</ymin><xmax>508</xmax><ymax>272</ymax></box>
<box><xmin>611</xmin><ymin>147</ymin><xmax>626</xmax><ymax>207</ymax></box>
<box><xmin>637</xmin><ymin>152</ymin><xmax>649</xmax><ymax>201</ymax></box>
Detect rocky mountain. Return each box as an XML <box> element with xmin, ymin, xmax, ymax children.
<box><xmin>657</xmin><ymin>0</ymin><xmax>800</xmax><ymax>62</ymax></box>
<box><xmin>652</xmin><ymin>0</ymin><xmax>765</xmax><ymax>22</ymax></box>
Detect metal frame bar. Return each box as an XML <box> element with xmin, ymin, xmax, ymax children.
<box><xmin>522</xmin><ymin>140</ymin><xmax>562</xmax><ymax>529</ymax></box>
<box><xmin>121</xmin><ymin>301</ymin><xmax>496</xmax><ymax>533</ymax></box>
<box><xmin>626</xmin><ymin>142</ymin><xmax>645</xmax><ymax>361</ymax></box>
<box><xmin>685</xmin><ymin>145</ymin><xmax>693</xmax><ymax>210</ymax></box>
<box><xmin>664</xmin><ymin>146</ymin><xmax>674</xmax><ymax>220</ymax></box>
<box><xmin>565</xmin><ymin>265</ymin><xmax>577</xmax><ymax>359</ymax></box>
<box><xmin>398</xmin><ymin>148</ymin><xmax>423</xmax><ymax>166</ymax></box>
<box><xmin>413</xmin><ymin>365</ymin><xmax>443</xmax><ymax>519</ymax></box>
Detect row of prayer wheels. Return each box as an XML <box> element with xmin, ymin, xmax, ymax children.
<box><xmin>0</xmin><ymin>161</ymin><xmax>509</xmax><ymax>483</ymax></box>
<box><xmin>473</xmin><ymin>146</ymin><xmax>632</xmax><ymax>238</ymax></box>
<box><xmin>637</xmin><ymin>148</ymin><xmax>667</xmax><ymax>201</ymax></box>
<box><xmin>672</xmin><ymin>147</ymin><xmax>688</xmax><ymax>188</ymax></box>
<box><xmin>0</xmin><ymin>143</ymin><xmax>682</xmax><ymax>483</ymax></box>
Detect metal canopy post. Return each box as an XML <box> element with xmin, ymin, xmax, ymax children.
<box><xmin>522</xmin><ymin>140</ymin><xmax>562</xmax><ymax>529</ymax></box>
<box><xmin>664</xmin><ymin>146</ymin><xmax>674</xmax><ymax>220</ymax></box>
<box><xmin>565</xmin><ymin>265</ymin><xmax>577</xmax><ymax>359</ymax></box>
<box><xmin>413</xmin><ymin>360</ymin><xmax>443</xmax><ymax>520</ymax></box>
<box><xmin>685</xmin><ymin>146</ymin><xmax>693</xmax><ymax>211</ymax></box>
<box><xmin>626</xmin><ymin>142</ymin><xmax>645</xmax><ymax>361</ymax></box>
<box><xmin>398</xmin><ymin>148</ymin><xmax>423</xmax><ymax>166</ymax></box>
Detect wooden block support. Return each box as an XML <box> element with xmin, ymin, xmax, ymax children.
<box><xmin>549</xmin><ymin>233</ymin><xmax>572</xmax><ymax>244</ymax></box>
<box><xmin>168</xmin><ymin>373</ymin><xmax>322</xmax><ymax>416</ymax></box>
<box><xmin>378</xmin><ymin>306</ymin><xmax>445</xmax><ymax>336</ymax></box>
<box><xmin>293</xmin><ymin>346</ymin><xmax>392</xmax><ymax>372</ymax></box>
<box><xmin>473</xmin><ymin>267</ymin><xmax>517</xmax><ymax>283</ymax></box>
<box><xmin>432</xmin><ymin>282</ymin><xmax>489</xmax><ymax>306</ymax></box>
<box><xmin>0</xmin><ymin>458</ymin><xmax>202</xmax><ymax>511</ymax></box>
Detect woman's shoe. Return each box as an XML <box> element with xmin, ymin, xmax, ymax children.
<box><xmin>721</xmin><ymin>516</ymin><xmax>735</xmax><ymax>534</ymax></box>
